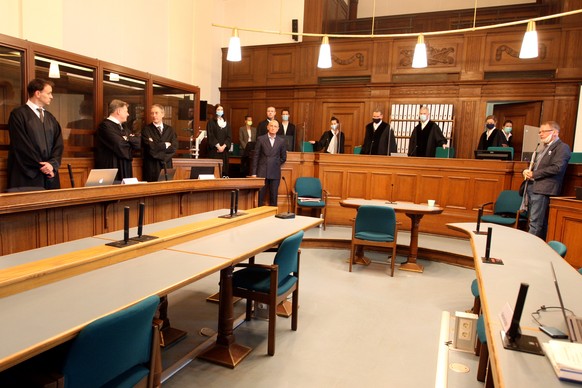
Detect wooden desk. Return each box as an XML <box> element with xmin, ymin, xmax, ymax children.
<box><xmin>547</xmin><ymin>197</ymin><xmax>582</xmax><ymax>268</ymax></box>
<box><xmin>448</xmin><ymin>222</ymin><xmax>582</xmax><ymax>388</ymax></box>
<box><xmin>340</xmin><ymin>199</ymin><xmax>443</xmax><ymax>272</ymax></box>
<box><xmin>0</xmin><ymin>208</ymin><xmax>321</xmax><ymax>372</ymax></box>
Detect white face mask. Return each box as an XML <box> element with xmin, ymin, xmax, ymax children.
<box><xmin>282</xmin><ymin>115</ymin><xmax>289</xmax><ymax>121</ymax></box>
<box><xmin>331</xmin><ymin>124</ymin><xmax>338</xmax><ymax>130</ymax></box>
<box><xmin>542</xmin><ymin>131</ymin><xmax>553</xmax><ymax>144</ymax></box>
<box><xmin>419</xmin><ymin>114</ymin><xmax>428</xmax><ymax>122</ymax></box>
<box><xmin>216</xmin><ymin>110</ymin><xmax>224</xmax><ymax>117</ymax></box>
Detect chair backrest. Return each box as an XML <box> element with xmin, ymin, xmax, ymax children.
<box><xmin>301</xmin><ymin>141</ymin><xmax>314</xmax><ymax>152</ymax></box>
<box><xmin>353</xmin><ymin>145</ymin><xmax>362</xmax><ymax>154</ymax></box>
<box><xmin>548</xmin><ymin>240</ymin><xmax>567</xmax><ymax>258</ymax></box>
<box><xmin>231</xmin><ymin>143</ymin><xmax>241</xmax><ymax>156</ymax></box>
<box><xmin>488</xmin><ymin>146</ymin><xmax>514</xmax><ymax>160</ymax></box>
<box><xmin>493</xmin><ymin>190</ymin><xmax>522</xmax><ymax>215</ymax></box>
<box><xmin>355</xmin><ymin>205</ymin><xmax>397</xmax><ymax>237</ymax></box>
<box><xmin>435</xmin><ymin>147</ymin><xmax>455</xmax><ymax>158</ymax></box>
<box><xmin>274</xmin><ymin>230</ymin><xmax>304</xmax><ymax>285</ymax></box>
<box><xmin>62</xmin><ymin>295</ymin><xmax>160</xmax><ymax>388</ymax></box>
<box><xmin>295</xmin><ymin>177</ymin><xmax>322</xmax><ymax>198</ymax></box>
<box><xmin>569</xmin><ymin>152</ymin><xmax>582</xmax><ymax>164</ymax></box>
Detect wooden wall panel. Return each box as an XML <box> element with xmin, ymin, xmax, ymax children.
<box><xmin>369</xmin><ymin>172</ymin><xmax>392</xmax><ymax>200</ymax></box>
<box><xmin>444</xmin><ymin>176</ymin><xmax>471</xmax><ymax>210</ymax></box>
<box><xmin>392</xmin><ymin>36</ymin><xmax>463</xmax><ymax>74</ymax></box>
<box><xmin>321</xmin><ymin>169</ymin><xmax>344</xmax><ymax>198</ymax></box>
<box><xmin>345</xmin><ymin>171</ymin><xmax>368</xmax><ymax>198</ymax></box>
<box><xmin>547</xmin><ymin>198</ymin><xmax>582</xmax><ymax>268</ymax></box>
<box><xmin>472</xmin><ymin>177</ymin><xmax>504</xmax><ymax>211</ymax></box>
<box><xmin>393</xmin><ymin>173</ymin><xmax>417</xmax><ymax>203</ymax></box>
<box><xmin>417</xmin><ymin>175</ymin><xmax>445</xmax><ymax>205</ymax></box>
<box><xmin>0</xmin><ymin>213</ymin><xmax>45</xmax><ymax>254</ymax></box>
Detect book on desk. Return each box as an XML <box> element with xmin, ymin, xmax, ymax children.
<box><xmin>543</xmin><ymin>340</ymin><xmax>582</xmax><ymax>383</ymax></box>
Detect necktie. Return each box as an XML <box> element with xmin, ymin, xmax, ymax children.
<box><xmin>37</xmin><ymin>108</ymin><xmax>44</xmax><ymax>123</ymax></box>
<box><xmin>157</xmin><ymin>126</ymin><xmax>163</xmax><ymax>135</ymax></box>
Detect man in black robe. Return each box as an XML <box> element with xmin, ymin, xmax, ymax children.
<box><xmin>362</xmin><ymin>110</ymin><xmax>397</xmax><ymax>155</ymax></box>
<box><xmin>141</xmin><ymin>104</ymin><xmax>178</xmax><ymax>182</ymax></box>
<box><xmin>408</xmin><ymin>106</ymin><xmax>448</xmax><ymax>157</ymax></box>
<box><xmin>7</xmin><ymin>78</ymin><xmax>63</xmax><ymax>191</ymax></box>
<box><xmin>95</xmin><ymin>99</ymin><xmax>140</xmax><ymax>181</ymax></box>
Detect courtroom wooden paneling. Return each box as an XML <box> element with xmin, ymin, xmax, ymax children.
<box><xmin>547</xmin><ymin>197</ymin><xmax>582</xmax><ymax>269</ymax></box>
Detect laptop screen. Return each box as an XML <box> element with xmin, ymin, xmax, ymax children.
<box><xmin>550</xmin><ymin>262</ymin><xmax>575</xmax><ymax>342</ymax></box>
<box><xmin>85</xmin><ymin>168</ymin><xmax>118</xmax><ymax>187</ymax></box>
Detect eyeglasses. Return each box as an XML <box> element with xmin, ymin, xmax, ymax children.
<box><xmin>538</xmin><ymin>129</ymin><xmax>554</xmax><ymax>134</ymax></box>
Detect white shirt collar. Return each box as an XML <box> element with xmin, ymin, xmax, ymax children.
<box><xmin>107</xmin><ymin>116</ymin><xmax>122</xmax><ymax>125</ymax></box>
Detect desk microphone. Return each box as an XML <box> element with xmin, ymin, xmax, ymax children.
<box><xmin>219</xmin><ymin>189</ymin><xmax>246</xmax><ymax>219</ymax></box>
<box><xmin>234</xmin><ymin>189</ymin><xmax>239</xmax><ymax>214</ymax></box>
<box><xmin>128</xmin><ymin>203</ymin><xmax>158</xmax><ymax>242</ymax></box>
<box><xmin>275</xmin><ymin>176</ymin><xmax>295</xmax><ymax>219</ymax></box>
<box><xmin>67</xmin><ymin>164</ymin><xmax>75</xmax><ymax>188</ymax></box>
<box><xmin>474</xmin><ymin>207</ymin><xmax>487</xmax><ymax>235</ymax></box>
<box><xmin>386</xmin><ymin>183</ymin><xmax>397</xmax><ymax>204</ymax></box>
<box><xmin>163</xmin><ymin>161</ymin><xmax>169</xmax><ymax>181</ymax></box>
<box><xmin>481</xmin><ymin>227</ymin><xmax>503</xmax><ymax>264</ymax></box>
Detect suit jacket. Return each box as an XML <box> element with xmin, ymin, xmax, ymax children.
<box><xmin>252</xmin><ymin>134</ymin><xmax>287</xmax><ymax>179</ymax></box>
<box><xmin>531</xmin><ymin>139</ymin><xmax>571</xmax><ymax>196</ymax></box>
<box><xmin>239</xmin><ymin>125</ymin><xmax>256</xmax><ymax>151</ymax></box>
<box><xmin>7</xmin><ymin>104</ymin><xmax>64</xmax><ymax>189</ymax></box>
<box><xmin>314</xmin><ymin>130</ymin><xmax>345</xmax><ymax>154</ymax></box>
<box><xmin>408</xmin><ymin>121</ymin><xmax>447</xmax><ymax>157</ymax></box>
<box><xmin>95</xmin><ymin>118</ymin><xmax>141</xmax><ymax>181</ymax></box>
<box><xmin>206</xmin><ymin>118</ymin><xmax>232</xmax><ymax>157</ymax></box>
<box><xmin>256</xmin><ymin>119</ymin><xmax>270</xmax><ymax>138</ymax></box>
<box><xmin>278</xmin><ymin>122</ymin><xmax>296</xmax><ymax>151</ymax></box>
<box><xmin>141</xmin><ymin>123</ymin><xmax>178</xmax><ymax>182</ymax></box>
<box><xmin>477</xmin><ymin>128</ymin><xmax>507</xmax><ymax>150</ymax></box>
<box><xmin>362</xmin><ymin>121</ymin><xmax>396</xmax><ymax>155</ymax></box>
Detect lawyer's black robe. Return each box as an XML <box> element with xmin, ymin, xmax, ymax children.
<box><xmin>94</xmin><ymin>119</ymin><xmax>141</xmax><ymax>181</ymax></box>
<box><xmin>7</xmin><ymin>105</ymin><xmax>63</xmax><ymax>190</ymax></box>
<box><xmin>141</xmin><ymin>123</ymin><xmax>178</xmax><ymax>182</ymax></box>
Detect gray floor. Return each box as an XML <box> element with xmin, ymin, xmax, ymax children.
<box><xmin>161</xmin><ymin>227</ymin><xmax>484</xmax><ymax>388</ymax></box>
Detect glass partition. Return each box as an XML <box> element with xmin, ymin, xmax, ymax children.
<box><xmin>35</xmin><ymin>55</ymin><xmax>96</xmax><ymax>157</ymax></box>
<box><xmin>153</xmin><ymin>82</ymin><xmax>195</xmax><ymax>157</ymax></box>
<box><xmin>0</xmin><ymin>46</ymin><xmax>23</xmax><ymax>154</ymax></box>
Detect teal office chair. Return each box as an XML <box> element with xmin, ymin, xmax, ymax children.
<box><xmin>435</xmin><ymin>146</ymin><xmax>455</xmax><ymax>158</ymax></box>
<box><xmin>353</xmin><ymin>145</ymin><xmax>362</xmax><ymax>154</ymax></box>
<box><xmin>475</xmin><ymin>315</ymin><xmax>492</xmax><ymax>385</ymax></box>
<box><xmin>548</xmin><ymin>240</ymin><xmax>567</xmax><ymax>258</ymax></box>
<box><xmin>471</xmin><ymin>278</ymin><xmax>481</xmax><ymax>314</ymax></box>
<box><xmin>487</xmin><ymin>146</ymin><xmax>514</xmax><ymax>160</ymax></box>
<box><xmin>231</xmin><ymin>143</ymin><xmax>241</xmax><ymax>156</ymax></box>
<box><xmin>579</xmin><ymin>268</ymin><xmax>582</xmax><ymax>275</ymax></box>
<box><xmin>61</xmin><ymin>295</ymin><xmax>161</xmax><ymax>388</ymax></box>
<box><xmin>293</xmin><ymin>177</ymin><xmax>328</xmax><ymax>230</ymax></box>
<box><xmin>569</xmin><ymin>152</ymin><xmax>582</xmax><ymax>164</ymax></box>
<box><xmin>349</xmin><ymin>205</ymin><xmax>398</xmax><ymax>276</ymax></box>
<box><xmin>301</xmin><ymin>141</ymin><xmax>314</xmax><ymax>152</ymax></box>
<box><xmin>232</xmin><ymin>230</ymin><xmax>304</xmax><ymax>356</ymax></box>
<box><xmin>480</xmin><ymin>190</ymin><xmax>523</xmax><ymax>228</ymax></box>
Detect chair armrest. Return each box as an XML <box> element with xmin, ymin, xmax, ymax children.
<box><xmin>480</xmin><ymin>201</ymin><xmax>494</xmax><ymax>210</ymax></box>
<box><xmin>234</xmin><ymin>263</ymin><xmax>277</xmax><ymax>270</ymax></box>
<box><xmin>322</xmin><ymin>189</ymin><xmax>329</xmax><ymax>202</ymax></box>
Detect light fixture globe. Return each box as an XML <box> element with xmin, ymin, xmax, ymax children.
<box><xmin>412</xmin><ymin>35</ymin><xmax>428</xmax><ymax>69</ymax></box>
<box><xmin>519</xmin><ymin>21</ymin><xmax>538</xmax><ymax>59</ymax></box>
<box><xmin>317</xmin><ymin>36</ymin><xmax>332</xmax><ymax>69</ymax></box>
<box><xmin>227</xmin><ymin>29</ymin><xmax>242</xmax><ymax>62</ymax></box>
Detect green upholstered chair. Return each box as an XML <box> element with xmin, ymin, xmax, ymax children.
<box><xmin>232</xmin><ymin>230</ymin><xmax>304</xmax><ymax>356</ymax></box>
<box><xmin>475</xmin><ymin>315</ymin><xmax>492</xmax><ymax>385</ymax></box>
<box><xmin>578</xmin><ymin>268</ymin><xmax>582</xmax><ymax>275</ymax></box>
<box><xmin>435</xmin><ymin>146</ymin><xmax>455</xmax><ymax>158</ymax></box>
<box><xmin>480</xmin><ymin>190</ymin><xmax>523</xmax><ymax>228</ymax></box>
<box><xmin>231</xmin><ymin>143</ymin><xmax>241</xmax><ymax>156</ymax></box>
<box><xmin>301</xmin><ymin>141</ymin><xmax>314</xmax><ymax>152</ymax></box>
<box><xmin>548</xmin><ymin>240</ymin><xmax>567</xmax><ymax>258</ymax></box>
<box><xmin>293</xmin><ymin>177</ymin><xmax>328</xmax><ymax>230</ymax></box>
<box><xmin>353</xmin><ymin>145</ymin><xmax>362</xmax><ymax>154</ymax></box>
<box><xmin>349</xmin><ymin>205</ymin><xmax>398</xmax><ymax>276</ymax></box>
<box><xmin>487</xmin><ymin>146</ymin><xmax>514</xmax><ymax>160</ymax></box>
<box><xmin>61</xmin><ymin>295</ymin><xmax>160</xmax><ymax>388</ymax></box>
<box><xmin>471</xmin><ymin>278</ymin><xmax>481</xmax><ymax>314</ymax></box>
<box><xmin>569</xmin><ymin>152</ymin><xmax>582</xmax><ymax>164</ymax></box>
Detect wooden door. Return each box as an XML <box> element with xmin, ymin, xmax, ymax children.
<box><xmin>493</xmin><ymin>101</ymin><xmax>543</xmax><ymax>161</ymax></box>
<box><xmin>321</xmin><ymin>102</ymin><xmax>366</xmax><ymax>154</ymax></box>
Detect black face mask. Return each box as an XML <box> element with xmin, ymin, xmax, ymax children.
<box><xmin>486</xmin><ymin>124</ymin><xmax>495</xmax><ymax>130</ymax></box>
<box><xmin>373</xmin><ymin>118</ymin><xmax>381</xmax><ymax>124</ymax></box>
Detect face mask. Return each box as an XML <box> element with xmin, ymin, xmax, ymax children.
<box><xmin>486</xmin><ymin>123</ymin><xmax>495</xmax><ymax>130</ymax></box>
<box><xmin>282</xmin><ymin>115</ymin><xmax>289</xmax><ymax>121</ymax></box>
<box><xmin>504</xmin><ymin>126</ymin><xmax>512</xmax><ymax>133</ymax></box>
<box><xmin>331</xmin><ymin>124</ymin><xmax>338</xmax><ymax>130</ymax></box>
<box><xmin>246</xmin><ymin>121</ymin><xmax>252</xmax><ymax>126</ymax></box>
<box><xmin>216</xmin><ymin>111</ymin><xmax>224</xmax><ymax>117</ymax></box>
<box><xmin>542</xmin><ymin>131</ymin><xmax>553</xmax><ymax>144</ymax></box>
<box><xmin>419</xmin><ymin>114</ymin><xmax>427</xmax><ymax>122</ymax></box>
<box><xmin>373</xmin><ymin>118</ymin><xmax>381</xmax><ymax>124</ymax></box>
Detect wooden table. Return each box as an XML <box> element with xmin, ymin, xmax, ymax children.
<box><xmin>340</xmin><ymin>199</ymin><xmax>443</xmax><ymax>272</ymax></box>
<box><xmin>0</xmin><ymin>208</ymin><xmax>321</xmax><ymax>373</ymax></box>
<box><xmin>448</xmin><ymin>222</ymin><xmax>582</xmax><ymax>387</ymax></box>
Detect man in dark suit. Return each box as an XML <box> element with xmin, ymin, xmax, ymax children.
<box><xmin>7</xmin><ymin>78</ymin><xmax>64</xmax><ymax>190</ymax></box>
<box><xmin>278</xmin><ymin>109</ymin><xmax>296</xmax><ymax>151</ymax></box>
<box><xmin>256</xmin><ymin>106</ymin><xmax>276</xmax><ymax>138</ymax></box>
<box><xmin>522</xmin><ymin>121</ymin><xmax>571</xmax><ymax>239</ymax></box>
<box><xmin>95</xmin><ymin>99</ymin><xmax>141</xmax><ymax>181</ymax></box>
<box><xmin>252</xmin><ymin>120</ymin><xmax>287</xmax><ymax>206</ymax></box>
<box><xmin>362</xmin><ymin>109</ymin><xmax>396</xmax><ymax>155</ymax></box>
<box><xmin>141</xmin><ymin>104</ymin><xmax>178</xmax><ymax>182</ymax></box>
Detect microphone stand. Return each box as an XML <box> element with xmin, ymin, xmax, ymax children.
<box><xmin>67</xmin><ymin>164</ymin><xmax>75</xmax><ymax>188</ymax></box>
<box><xmin>130</xmin><ymin>202</ymin><xmax>158</xmax><ymax>241</ymax></box>
<box><xmin>275</xmin><ymin>176</ymin><xmax>295</xmax><ymax>219</ymax></box>
<box><xmin>386</xmin><ymin>183</ymin><xmax>397</xmax><ymax>204</ymax></box>
<box><xmin>107</xmin><ymin>206</ymin><xmax>139</xmax><ymax>247</ymax></box>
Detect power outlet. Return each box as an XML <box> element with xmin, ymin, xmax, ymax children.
<box><xmin>453</xmin><ymin>311</ymin><xmax>478</xmax><ymax>351</ymax></box>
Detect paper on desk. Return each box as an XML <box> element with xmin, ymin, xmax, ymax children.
<box><xmin>546</xmin><ymin>340</ymin><xmax>582</xmax><ymax>372</ymax></box>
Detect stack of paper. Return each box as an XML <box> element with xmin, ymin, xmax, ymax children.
<box><xmin>543</xmin><ymin>340</ymin><xmax>582</xmax><ymax>383</ymax></box>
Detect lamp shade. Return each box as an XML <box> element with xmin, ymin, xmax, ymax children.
<box><xmin>519</xmin><ymin>20</ymin><xmax>538</xmax><ymax>59</ymax></box>
<box><xmin>412</xmin><ymin>35</ymin><xmax>428</xmax><ymax>68</ymax></box>
<box><xmin>317</xmin><ymin>36</ymin><xmax>332</xmax><ymax>69</ymax></box>
<box><xmin>48</xmin><ymin>61</ymin><xmax>60</xmax><ymax>78</ymax></box>
<box><xmin>227</xmin><ymin>29</ymin><xmax>241</xmax><ymax>62</ymax></box>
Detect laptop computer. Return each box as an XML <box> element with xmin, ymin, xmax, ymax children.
<box><xmin>85</xmin><ymin>168</ymin><xmax>118</xmax><ymax>187</ymax></box>
<box><xmin>551</xmin><ymin>262</ymin><xmax>582</xmax><ymax>343</ymax></box>
<box><xmin>158</xmin><ymin>168</ymin><xmax>176</xmax><ymax>182</ymax></box>
<box><xmin>190</xmin><ymin>166</ymin><xmax>215</xmax><ymax>179</ymax></box>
